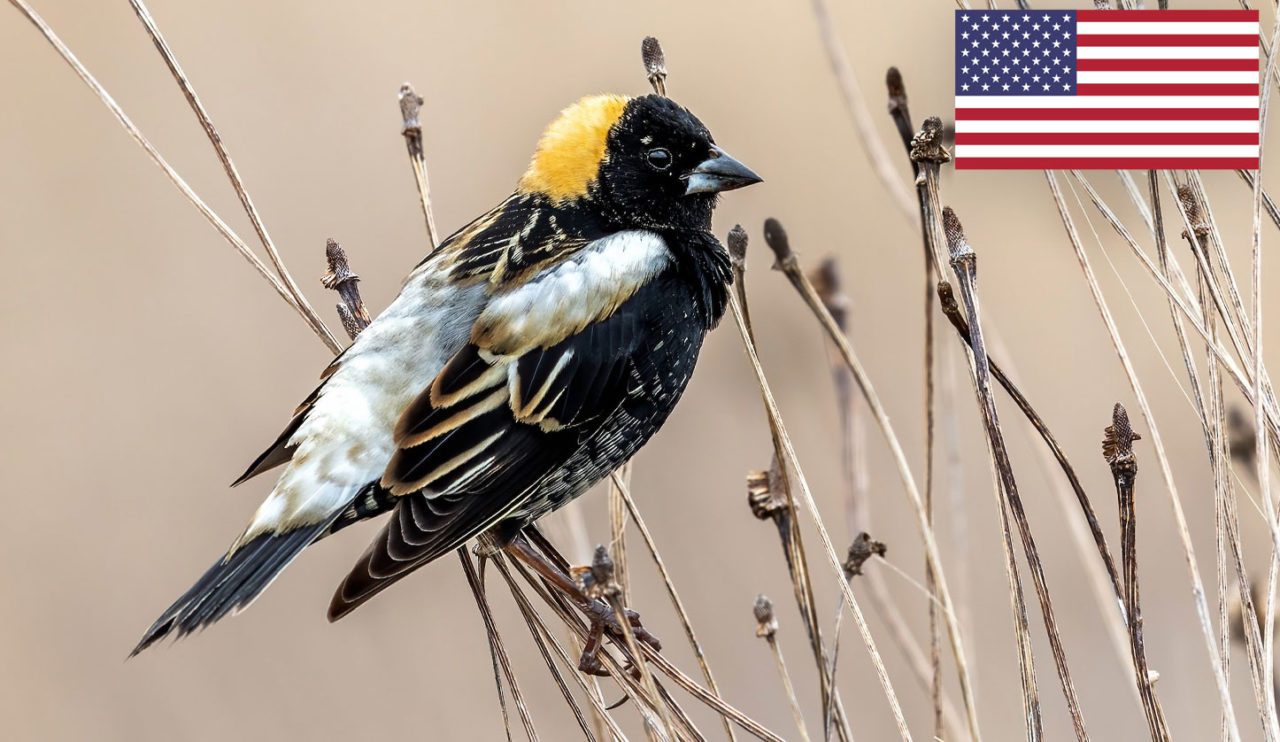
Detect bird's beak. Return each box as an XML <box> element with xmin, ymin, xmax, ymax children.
<box><xmin>683</xmin><ymin>146</ymin><xmax>762</xmax><ymax>196</ymax></box>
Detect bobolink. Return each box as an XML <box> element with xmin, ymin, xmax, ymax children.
<box><xmin>133</xmin><ymin>93</ymin><xmax>760</xmax><ymax>654</ymax></box>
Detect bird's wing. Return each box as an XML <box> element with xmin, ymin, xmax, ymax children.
<box><xmin>328</xmin><ymin>231</ymin><xmax>671</xmax><ymax>620</ymax></box>
<box><xmin>232</xmin><ymin>192</ymin><xmax>602</xmax><ymax>487</ymax></box>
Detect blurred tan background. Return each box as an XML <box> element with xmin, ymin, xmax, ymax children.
<box><xmin>3</xmin><ymin>1</ymin><xmax>1279</xmax><ymax>740</ymax></box>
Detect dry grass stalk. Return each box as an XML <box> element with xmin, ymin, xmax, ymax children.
<box><xmin>398</xmin><ymin>83</ymin><xmax>440</xmax><ymax>248</ymax></box>
<box><xmin>760</xmin><ymin>218</ymin><xmax>980</xmax><ymax>740</ymax></box>
<box><xmin>882</xmin><ymin>71</ymin><xmax>945</xmax><ymax>739</ymax></box>
<box><xmin>611</xmin><ymin>471</ymin><xmax>737</xmax><ymax>742</ymax></box>
<box><xmin>1102</xmin><ymin>405</ymin><xmax>1169</xmax><ymax>741</ymax></box>
<box><xmin>608</xmin><ymin>463</ymin><xmax>632</xmax><ymax>605</ymax></box>
<box><xmin>124</xmin><ymin>0</ymin><xmax>340</xmax><ymax>353</ymax></box>
<box><xmin>806</xmin><ymin>0</ymin><xmax>916</xmax><ymax>224</ymax></box>
<box><xmin>728</xmin><ymin>226</ymin><xmax>854</xmax><ymax>742</ymax></box>
<box><xmin>813</xmin><ymin>259</ymin><xmax>967</xmax><ymax>741</ymax></box>
<box><xmin>943</xmin><ymin>207</ymin><xmax>1087</xmax><ymax>740</ymax></box>
<box><xmin>581</xmin><ymin>545</ymin><xmax>675</xmax><ymax>741</ymax></box>
<box><xmin>8</xmin><ymin>0</ymin><xmax>342</xmax><ymax>353</ymax></box>
<box><xmin>459</xmin><ymin>551</ymin><xmax>542</xmax><ymax>742</ymax></box>
<box><xmin>753</xmin><ymin>596</ymin><xmax>812</xmax><ymax>742</ymax></box>
<box><xmin>1047</xmin><ymin>171</ymin><xmax>1241</xmax><ymax>742</ymax></box>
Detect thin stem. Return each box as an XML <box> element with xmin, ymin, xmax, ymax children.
<box><xmin>125</xmin><ymin>0</ymin><xmax>340</xmax><ymax>352</ymax></box>
<box><xmin>8</xmin><ymin>0</ymin><xmax>340</xmax><ymax>353</ymax></box>
<box><xmin>1048</xmin><ymin>171</ymin><xmax>1240</xmax><ymax>742</ymax></box>
<box><xmin>754</xmin><ymin>597</ymin><xmax>812</xmax><ymax>742</ymax></box>
<box><xmin>399</xmin><ymin>83</ymin><xmax>440</xmax><ymax>248</ymax></box>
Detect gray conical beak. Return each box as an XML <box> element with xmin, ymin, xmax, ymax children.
<box><xmin>683</xmin><ymin>146</ymin><xmax>762</xmax><ymax>196</ymax></box>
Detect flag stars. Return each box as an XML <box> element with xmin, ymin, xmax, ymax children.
<box><xmin>958</xmin><ymin>11</ymin><xmax>1073</xmax><ymax>97</ymax></box>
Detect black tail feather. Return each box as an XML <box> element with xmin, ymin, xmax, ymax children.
<box><xmin>130</xmin><ymin>517</ymin><xmax>336</xmax><ymax>657</ymax></box>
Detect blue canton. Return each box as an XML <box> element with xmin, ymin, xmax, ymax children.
<box><xmin>955</xmin><ymin>10</ymin><xmax>1078</xmax><ymax>96</ymax></box>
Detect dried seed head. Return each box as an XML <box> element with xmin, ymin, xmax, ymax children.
<box><xmin>942</xmin><ymin>206</ymin><xmax>976</xmax><ymax>273</ymax></box>
<box><xmin>753</xmin><ymin>594</ymin><xmax>778</xmax><ymax>638</ymax></box>
<box><xmin>1176</xmin><ymin>184</ymin><xmax>1211</xmax><ymax>243</ymax></box>
<box><xmin>843</xmin><ymin>532</ymin><xmax>887</xmax><ymax>578</ymax></box>
<box><xmin>910</xmin><ymin>116</ymin><xmax>952</xmax><ymax>164</ymax></box>
<box><xmin>398</xmin><ymin>83</ymin><xmax>424</xmax><ymax>135</ymax></box>
<box><xmin>886</xmin><ymin>67</ymin><xmax>908</xmax><ymax>113</ymax></box>
<box><xmin>747</xmin><ymin>456</ymin><xmax>789</xmax><ymax>520</ymax></box>
<box><xmin>1103</xmin><ymin>403</ymin><xmax>1142</xmax><ymax>480</ymax></box>
<box><xmin>810</xmin><ymin>258</ymin><xmax>848</xmax><ymax>331</ymax></box>
<box><xmin>763</xmin><ymin>218</ymin><xmax>795</xmax><ymax>272</ymax></box>
<box><xmin>580</xmin><ymin>545</ymin><xmax>619</xmax><ymax>600</ymax></box>
<box><xmin>641</xmin><ymin>36</ymin><xmax>668</xmax><ymax>96</ymax></box>
<box><xmin>727</xmin><ymin>224</ymin><xmax>749</xmax><ymax>268</ymax></box>
<box><xmin>1227</xmin><ymin>406</ymin><xmax>1258</xmax><ymax>470</ymax></box>
<box><xmin>322</xmin><ymin>238</ymin><xmax>357</xmax><ymax>289</ymax></box>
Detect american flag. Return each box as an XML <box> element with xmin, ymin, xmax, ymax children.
<box><xmin>954</xmin><ymin>9</ymin><xmax>1260</xmax><ymax>170</ymax></box>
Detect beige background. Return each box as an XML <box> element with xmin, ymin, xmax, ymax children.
<box><xmin>2</xmin><ymin>1</ymin><xmax>1278</xmax><ymax>740</ymax></box>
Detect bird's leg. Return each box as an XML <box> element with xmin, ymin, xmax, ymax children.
<box><xmin>502</xmin><ymin>530</ymin><xmax>661</xmax><ymax>674</ymax></box>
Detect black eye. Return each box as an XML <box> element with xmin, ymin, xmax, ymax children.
<box><xmin>645</xmin><ymin>148</ymin><xmax>672</xmax><ymax>171</ymax></box>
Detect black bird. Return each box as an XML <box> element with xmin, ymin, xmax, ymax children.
<box><xmin>133</xmin><ymin>93</ymin><xmax>761</xmax><ymax>654</ymax></box>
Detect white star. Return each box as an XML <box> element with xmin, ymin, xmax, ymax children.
<box><xmin>1013</xmin><ymin>40</ymin><xmax>1021</xmax><ymax>48</ymax></box>
<box><xmin>1032</xmin><ymin>22</ymin><xmax>1040</xmax><ymax>30</ymax></box>
<box><xmin>1002</xmin><ymin>50</ymin><xmax>1010</xmax><ymax>56</ymax></box>
<box><xmin>961</xmin><ymin>31</ymin><xmax>969</xmax><ymax>39</ymax></box>
<box><xmin>1063</xmin><ymin>31</ymin><xmax>1071</xmax><ymax>38</ymax></box>
<box><xmin>1002</xmin><ymin>14</ymin><xmax>1011</xmax><ymax>22</ymax></box>
<box><xmin>1003</xmin><ymin>31</ymin><xmax>1010</xmax><ymax>39</ymax></box>
<box><xmin>961</xmin><ymin>49</ymin><xmax>970</xmax><ymax>56</ymax></box>
<box><xmin>962</xmin><ymin>83</ymin><xmax>970</xmax><ymax>91</ymax></box>
<box><xmin>1023</xmin><ymin>84</ymin><xmax>1031</xmax><ymax>91</ymax></box>
<box><xmin>982</xmin><ymin>49</ymin><xmax>990</xmax><ymax>56</ymax></box>
<box><xmin>1063</xmin><ymin>49</ymin><xmax>1072</xmax><ymax>57</ymax></box>
<box><xmin>1033</xmin><ymin>40</ymin><xmax>1041</xmax><ymax>47</ymax></box>
<box><xmin>1063</xmin><ymin>83</ymin><xmax>1071</xmax><ymax>90</ymax></box>
<box><xmin>1053</xmin><ymin>40</ymin><xmax>1060</xmax><ymax>48</ymax></box>
<box><xmin>1002</xmin><ymin>84</ymin><xmax>1010</xmax><ymax>91</ymax></box>
<box><xmin>982</xmin><ymin>83</ymin><xmax>990</xmax><ymax>90</ymax></box>
<box><xmin>1043</xmin><ymin>83</ymin><xmax>1050</xmax><ymax>90</ymax></box>
<box><xmin>1053</xmin><ymin>75</ymin><xmax>1061</xmax><ymax>82</ymax></box>
<box><xmin>982</xmin><ymin>31</ymin><xmax>989</xmax><ymax>39</ymax></box>
<box><xmin>961</xmin><ymin>66</ymin><xmax>969</xmax><ymax>74</ymax></box>
<box><xmin>1053</xmin><ymin>22</ymin><xmax>1061</xmax><ymax>30</ymax></box>
<box><xmin>1033</xmin><ymin>75</ymin><xmax>1041</xmax><ymax>82</ymax></box>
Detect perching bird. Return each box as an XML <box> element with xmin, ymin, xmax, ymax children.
<box><xmin>133</xmin><ymin>93</ymin><xmax>760</xmax><ymax>655</ymax></box>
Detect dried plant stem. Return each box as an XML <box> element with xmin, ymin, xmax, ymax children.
<box><xmin>760</xmin><ymin>224</ymin><xmax>979</xmax><ymax>740</ymax></box>
<box><xmin>322</xmin><ymin>239</ymin><xmax>372</xmax><ymax>340</ymax></box>
<box><xmin>610</xmin><ymin>472</ymin><xmax>736</xmax><ymax>742</ymax></box>
<box><xmin>398</xmin><ymin>84</ymin><xmax>440</xmax><ymax>248</ymax></box>
<box><xmin>503</xmin><ymin>572</ymin><xmax>629</xmax><ymax>742</ymax></box>
<box><xmin>584</xmin><ymin>546</ymin><xmax>675</xmax><ymax>742</ymax></box>
<box><xmin>728</xmin><ymin>228</ymin><xmax>853</xmax><ymax>742</ymax></box>
<box><xmin>807</xmin><ymin>0</ymin><xmax>916</xmax><ymax>224</ymax></box>
<box><xmin>1047</xmin><ymin>171</ymin><xmax>1241</xmax><ymax>742</ymax></box>
<box><xmin>458</xmin><ymin>550</ymin><xmax>541</xmax><ymax>742</ymax></box>
<box><xmin>943</xmin><ymin>208</ymin><xmax>1087</xmax><ymax>741</ymax></box>
<box><xmin>729</xmin><ymin>294</ymin><xmax>914</xmax><ymax>742</ymax></box>
<box><xmin>813</xmin><ymin>259</ymin><xmax>965</xmax><ymax>741</ymax></box>
<box><xmin>125</xmin><ymin>0</ymin><xmax>340</xmax><ymax>353</ymax></box>
<box><xmin>1103</xmin><ymin>406</ymin><xmax>1169</xmax><ymax>741</ymax></box>
<box><xmin>753</xmin><ymin>596</ymin><xmax>812</xmax><ymax>742</ymax></box>
<box><xmin>883</xmin><ymin>71</ymin><xmax>945</xmax><ymax>738</ymax></box>
<box><xmin>608</xmin><ymin>464</ymin><xmax>632</xmax><ymax>604</ymax></box>
<box><xmin>8</xmin><ymin>0</ymin><xmax>342</xmax><ymax>353</ymax></box>
<box><xmin>503</xmin><ymin>552</ymin><xmax>785</xmax><ymax>742</ymax></box>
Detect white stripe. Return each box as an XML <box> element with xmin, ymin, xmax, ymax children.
<box><xmin>955</xmin><ymin>119</ymin><xmax>1260</xmax><ymax>133</ymax></box>
<box><xmin>1078</xmin><ymin>46</ymin><xmax>1258</xmax><ymax>59</ymax></box>
<box><xmin>1077</xmin><ymin>70</ymin><xmax>1258</xmax><ymax>84</ymax></box>
<box><xmin>1077</xmin><ymin>22</ymin><xmax>1259</xmax><ymax>35</ymax></box>
<box><xmin>955</xmin><ymin>144</ymin><xmax>1258</xmax><ymax>157</ymax></box>
<box><xmin>956</xmin><ymin>95</ymin><xmax>1258</xmax><ymax>108</ymax></box>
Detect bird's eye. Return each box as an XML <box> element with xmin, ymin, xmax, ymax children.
<box><xmin>645</xmin><ymin>148</ymin><xmax>672</xmax><ymax>171</ymax></box>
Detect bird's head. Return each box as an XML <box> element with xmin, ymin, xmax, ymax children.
<box><xmin>518</xmin><ymin>94</ymin><xmax>761</xmax><ymax>232</ymax></box>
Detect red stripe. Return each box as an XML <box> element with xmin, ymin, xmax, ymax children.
<box><xmin>1076</xmin><ymin>10</ymin><xmax>1259</xmax><ymax>22</ymax></box>
<box><xmin>1077</xmin><ymin>58</ymin><xmax>1258</xmax><ymax>71</ymax></box>
<box><xmin>955</xmin><ymin>157</ymin><xmax>1259</xmax><ymax>170</ymax></box>
<box><xmin>955</xmin><ymin>132</ymin><xmax>1258</xmax><ymax>145</ymax></box>
<box><xmin>1077</xmin><ymin>83</ymin><xmax>1259</xmax><ymax>96</ymax></box>
<box><xmin>955</xmin><ymin>107</ymin><xmax>1258</xmax><ymax>120</ymax></box>
<box><xmin>1077</xmin><ymin>34</ymin><xmax>1259</xmax><ymax>47</ymax></box>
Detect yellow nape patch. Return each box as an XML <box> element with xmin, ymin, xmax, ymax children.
<box><xmin>518</xmin><ymin>94</ymin><xmax>630</xmax><ymax>202</ymax></box>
